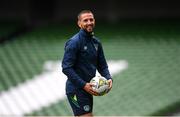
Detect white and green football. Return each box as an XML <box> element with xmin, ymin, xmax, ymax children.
<box><xmin>90</xmin><ymin>76</ymin><xmax>109</xmax><ymax>96</ymax></box>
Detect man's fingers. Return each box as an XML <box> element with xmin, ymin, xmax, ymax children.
<box><xmin>91</xmin><ymin>91</ymin><xmax>99</xmax><ymax>96</ymax></box>
<box><xmin>108</xmin><ymin>79</ymin><xmax>112</xmax><ymax>89</ymax></box>
<box><xmin>83</xmin><ymin>83</ymin><xmax>99</xmax><ymax>96</ymax></box>
<box><xmin>89</xmin><ymin>88</ymin><xmax>99</xmax><ymax>96</ymax></box>
<box><xmin>89</xmin><ymin>83</ymin><xmax>95</xmax><ymax>87</ymax></box>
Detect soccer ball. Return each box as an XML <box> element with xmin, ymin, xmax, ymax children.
<box><xmin>90</xmin><ymin>76</ymin><xmax>109</xmax><ymax>96</ymax></box>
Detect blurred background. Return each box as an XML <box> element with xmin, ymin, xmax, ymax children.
<box><xmin>0</xmin><ymin>0</ymin><xmax>180</xmax><ymax>116</ymax></box>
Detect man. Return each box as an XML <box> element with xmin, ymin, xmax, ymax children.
<box><xmin>62</xmin><ymin>10</ymin><xmax>113</xmax><ymax>117</ymax></box>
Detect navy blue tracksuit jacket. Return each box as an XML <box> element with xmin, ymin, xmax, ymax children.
<box><xmin>62</xmin><ymin>29</ymin><xmax>112</xmax><ymax>94</ymax></box>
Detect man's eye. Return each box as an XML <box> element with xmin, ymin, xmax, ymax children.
<box><xmin>90</xmin><ymin>19</ymin><xmax>94</xmax><ymax>22</ymax></box>
<box><xmin>84</xmin><ymin>19</ymin><xmax>88</xmax><ymax>22</ymax></box>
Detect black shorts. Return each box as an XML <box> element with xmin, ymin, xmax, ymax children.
<box><xmin>67</xmin><ymin>90</ymin><xmax>93</xmax><ymax>116</ymax></box>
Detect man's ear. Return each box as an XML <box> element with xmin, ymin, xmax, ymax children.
<box><xmin>77</xmin><ymin>21</ymin><xmax>81</xmax><ymax>28</ymax></box>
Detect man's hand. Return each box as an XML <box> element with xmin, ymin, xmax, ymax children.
<box><xmin>83</xmin><ymin>83</ymin><xmax>99</xmax><ymax>96</ymax></box>
<box><xmin>107</xmin><ymin>79</ymin><xmax>113</xmax><ymax>92</ymax></box>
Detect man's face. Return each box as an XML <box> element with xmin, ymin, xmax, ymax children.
<box><xmin>78</xmin><ymin>13</ymin><xmax>95</xmax><ymax>33</ymax></box>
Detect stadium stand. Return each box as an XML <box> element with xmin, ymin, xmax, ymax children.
<box><xmin>0</xmin><ymin>21</ymin><xmax>180</xmax><ymax>116</ymax></box>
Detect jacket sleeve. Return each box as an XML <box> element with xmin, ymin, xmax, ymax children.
<box><xmin>97</xmin><ymin>42</ymin><xmax>112</xmax><ymax>80</ymax></box>
<box><xmin>62</xmin><ymin>40</ymin><xmax>86</xmax><ymax>89</ymax></box>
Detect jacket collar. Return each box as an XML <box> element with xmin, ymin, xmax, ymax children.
<box><xmin>79</xmin><ymin>29</ymin><xmax>94</xmax><ymax>38</ymax></box>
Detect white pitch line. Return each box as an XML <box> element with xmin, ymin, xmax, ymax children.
<box><xmin>0</xmin><ymin>60</ymin><xmax>128</xmax><ymax>116</ymax></box>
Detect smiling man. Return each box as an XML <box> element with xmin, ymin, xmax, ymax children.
<box><xmin>62</xmin><ymin>10</ymin><xmax>113</xmax><ymax>117</ymax></box>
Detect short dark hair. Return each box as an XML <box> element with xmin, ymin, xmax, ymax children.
<box><xmin>77</xmin><ymin>10</ymin><xmax>93</xmax><ymax>21</ymax></box>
